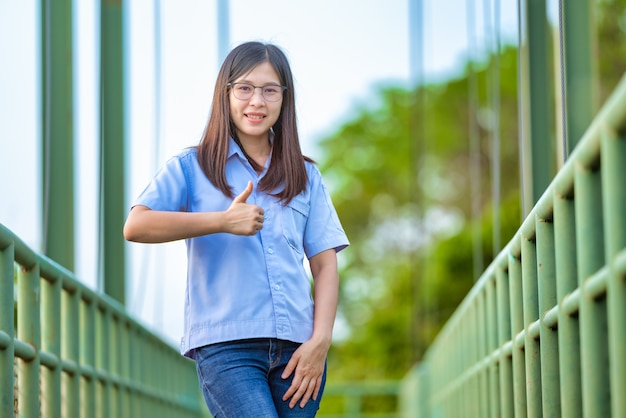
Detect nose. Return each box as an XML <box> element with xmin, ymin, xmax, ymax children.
<box><xmin>249</xmin><ymin>87</ymin><xmax>266</xmax><ymax>104</ymax></box>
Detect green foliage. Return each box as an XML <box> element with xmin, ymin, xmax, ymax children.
<box><xmin>320</xmin><ymin>45</ymin><xmax>522</xmax><ymax>384</ymax></box>
<box><xmin>316</xmin><ymin>3</ymin><xmax>626</xmax><ymax>411</ymax></box>
<box><xmin>421</xmin><ymin>191</ymin><xmax>521</xmax><ymax>330</ymax></box>
<box><xmin>597</xmin><ymin>0</ymin><xmax>626</xmax><ymax>102</ymax></box>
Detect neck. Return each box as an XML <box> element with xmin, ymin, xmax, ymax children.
<box><xmin>239</xmin><ymin>136</ymin><xmax>270</xmax><ymax>156</ymax></box>
<box><xmin>235</xmin><ymin>134</ymin><xmax>272</xmax><ymax>171</ymax></box>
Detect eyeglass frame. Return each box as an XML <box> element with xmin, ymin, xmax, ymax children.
<box><xmin>227</xmin><ymin>82</ymin><xmax>287</xmax><ymax>102</ymax></box>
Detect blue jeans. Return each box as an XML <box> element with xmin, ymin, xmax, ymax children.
<box><xmin>195</xmin><ymin>338</ymin><xmax>327</xmax><ymax>417</ymax></box>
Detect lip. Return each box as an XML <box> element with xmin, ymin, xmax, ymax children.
<box><xmin>244</xmin><ymin>112</ymin><xmax>266</xmax><ymax>123</ymax></box>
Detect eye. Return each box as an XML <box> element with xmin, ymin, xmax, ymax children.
<box><xmin>264</xmin><ymin>86</ymin><xmax>284</xmax><ymax>98</ymax></box>
<box><xmin>236</xmin><ymin>84</ymin><xmax>253</xmax><ymax>93</ymax></box>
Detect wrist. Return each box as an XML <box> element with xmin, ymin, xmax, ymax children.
<box><xmin>310</xmin><ymin>331</ymin><xmax>332</xmax><ymax>349</ymax></box>
<box><xmin>215</xmin><ymin>211</ymin><xmax>228</xmax><ymax>233</ymax></box>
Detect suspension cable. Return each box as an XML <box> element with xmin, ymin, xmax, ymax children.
<box><xmin>467</xmin><ymin>0</ymin><xmax>484</xmax><ymax>281</ymax></box>
<box><xmin>516</xmin><ymin>0</ymin><xmax>527</xmax><ymax>218</ymax></box>
<box><xmin>557</xmin><ymin>0</ymin><xmax>569</xmax><ymax>163</ymax></box>
<box><xmin>408</xmin><ymin>0</ymin><xmax>426</xmax><ymax>359</ymax></box>
<box><xmin>490</xmin><ymin>0</ymin><xmax>502</xmax><ymax>255</ymax></box>
<box><xmin>42</xmin><ymin>0</ymin><xmax>52</xmax><ymax>253</ymax></box>
<box><xmin>152</xmin><ymin>0</ymin><xmax>165</xmax><ymax>329</ymax></box>
<box><xmin>133</xmin><ymin>0</ymin><xmax>165</xmax><ymax>321</ymax></box>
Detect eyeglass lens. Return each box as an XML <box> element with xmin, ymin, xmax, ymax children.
<box><xmin>231</xmin><ymin>83</ymin><xmax>284</xmax><ymax>102</ymax></box>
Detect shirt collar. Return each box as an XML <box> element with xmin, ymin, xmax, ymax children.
<box><xmin>227</xmin><ymin>133</ymin><xmax>275</xmax><ymax>163</ymax></box>
<box><xmin>228</xmin><ymin>137</ymin><xmax>244</xmax><ymax>160</ymax></box>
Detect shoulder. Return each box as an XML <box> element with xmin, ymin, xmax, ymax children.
<box><xmin>175</xmin><ymin>147</ymin><xmax>198</xmax><ymax>162</ymax></box>
<box><xmin>302</xmin><ymin>160</ymin><xmax>332</xmax><ymax>199</ymax></box>
<box><xmin>163</xmin><ymin>147</ymin><xmax>198</xmax><ymax>170</ymax></box>
<box><xmin>304</xmin><ymin>159</ymin><xmax>322</xmax><ymax>180</ymax></box>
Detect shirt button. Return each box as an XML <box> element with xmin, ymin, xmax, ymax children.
<box><xmin>274</xmin><ymin>285</ymin><xmax>280</xmax><ymax>291</ymax></box>
<box><xmin>268</xmin><ymin>248</ymin><xmax>274</xmax><ymax>254</ymax></box>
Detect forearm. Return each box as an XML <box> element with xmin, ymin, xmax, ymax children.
<box><xmin>280</xmin><ymin>249</ymin><xmax>340</xmax><ymax>408</ymax></box>
<box><xmin>309</xmin><ymin>250</ymin><xmax>340</xmax><ymax>347</ymax></box>
<box><xmin>124</xmin><ymin>205</ymin><xmax>226</xmax><ymax>243</ymax></box>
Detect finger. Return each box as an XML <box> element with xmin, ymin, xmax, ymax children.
<box><xmin>312</xmin><ymin>379</ymin><xmax>321</xmax><ymax>401</ymax></box>
<box><xmin>289</xmin><ymin>377</ymin><xmax>309</xmax><ymax>409</ymax></box>
<box><xmin>298</xmin><ymin>379</ymin><xmax>317</xmax><ymax>408</ymax></box>
<box><xmin>282</xmin><ymin>373</ymin><xmax>298</xmax><ymax>399</ymax></box>
<box><xmin>233</xmin><ymin>180</ymin><xmax>253</xmax><ymax>204</ymax></box>
<box><xmin>291</xmin><ymin>376</ymin><xmax>317</xmax><ymax>409</ymax></box>
<box><xmin>281</xmin><ymin>357</ymin><xmax>297</xmax><ymax>380</ymax></box>
<box><xmin>283</xmin><ymin>374</ymin><xmax>301</xmax><ymax>404</ymax></box>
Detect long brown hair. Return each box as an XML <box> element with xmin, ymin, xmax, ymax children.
<box><xmin>196</xmin><ymin>41</ymin><xmax>312</xmax><ymax>204</ymax></box>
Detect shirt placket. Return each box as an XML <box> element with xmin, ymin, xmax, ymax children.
<box><xmin>255</xmin><ymin>193</ymin><xmax>290</xmax><ymax>339</ymax></box>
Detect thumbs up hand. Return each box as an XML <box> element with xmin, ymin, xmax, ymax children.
<box><xmin>224</xmin><ymin>181</ymin><xmax>265</xmax><ymax>236</ymax></box>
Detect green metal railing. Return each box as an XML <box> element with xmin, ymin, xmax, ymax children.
<box><xmin>400</xmin><ymin>73</ymin><xmax>626</xmax><ymax>417</ymax></box>
<box><xmin>0</xmin><ymin>224</ymin><xmax>210</xmax><ymax>417</ymax></box>
<box><xmin>1</xmin><ymin>222</ymin><xmax>405</xmax><ymax>418</ymax></box>
<box><xmin>319</xmin><ymin>381</ymin><xmax>401</xmax><ymax>418</ymax></box>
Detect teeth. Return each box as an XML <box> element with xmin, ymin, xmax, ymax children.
<box><xmin>246</xmin><ymin>114</ymin><xmax>264</xmax><ymax>119</ymax></box>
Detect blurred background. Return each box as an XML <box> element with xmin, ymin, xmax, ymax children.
<box><xmin>2</xmin><ymin>0</ymin><xmax>626</xmax><ymax>415</ymax></box>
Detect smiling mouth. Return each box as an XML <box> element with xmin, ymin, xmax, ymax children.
<box><xmin>245</xmin><ymin>113</ymin><xmax>265</xmax><ymax>120</ymax></box>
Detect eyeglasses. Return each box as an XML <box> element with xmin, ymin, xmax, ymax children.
<box><xmin>228</xmin><ymin>82</ymin><xmax>287</xmax><ymax>102</ymax></box>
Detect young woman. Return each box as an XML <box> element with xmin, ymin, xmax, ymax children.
<box><xmin>124</xmin><ymin>41</ymin><xmax>349</xmax><ymax>417</ymax></box>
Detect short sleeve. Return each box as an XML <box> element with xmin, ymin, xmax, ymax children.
<box><xmin>132</xmin><ymin>153</ymin><xmax>190</xmax><ymax>212</ymax></box>
<box><xmin>302</xmin><ymin>164</ymin><xmax>349</xmax><ymax>258</ymax></box>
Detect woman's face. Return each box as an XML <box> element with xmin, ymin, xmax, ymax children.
<box><xmin>229</xmin><ymin>61</ymin><xmax>283</xmax><ymax>144</ymax></box>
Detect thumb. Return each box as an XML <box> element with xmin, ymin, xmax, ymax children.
<box><xmin>233</xmin><ymin>181</ymin><xmax>253</xmax><ymax>204</ymax></box>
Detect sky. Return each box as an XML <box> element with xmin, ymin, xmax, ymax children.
<box><xmin>0</xmin><ymin>0</ymin><xmax>518</xmax><ymax>346</ymax></box>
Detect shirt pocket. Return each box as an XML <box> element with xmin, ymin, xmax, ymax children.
<box><xmin>281</xmin><ymin>196</ymin><xmax>310</xmax><ymax>254</ymax></box>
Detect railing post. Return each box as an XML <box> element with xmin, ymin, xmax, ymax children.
<box><xmin>468</xmin><ymin>303</ymin><xmax>480</xmax><ymax>416</ymax></box>
<box><xmin>400</xmin><ymin>363</ymin><xmax>429</xmax><ymax>418</ymax></box>
<box><xmin>602</xmin><ymin>127</ymin><xmax>626</xmax><ymax>418</ymax></box>
<box><xmin>496</xmin><ymin>265</ymin><xmax>513</xmax><ymax>418</ymax></box>
<box><xmin>110</xmin><ymin>314</ymin><xmax>121</xmax><ymax>416</ymax></box>
<box><xmin>81</xmin><ymin>297</ymin><xmax>97</xmax><ymax>417</ymax></box>
<box><xmin>574</xmin><ymin>160</ymin><xmax>610</xmax><ymax>417</ymax></box>
<box><xmin>521</xmin><ymin>234</ymin><xmax>542</xmax><ymax>417</ymax></box>
<box><xmin>508</xmin><ymin>251</ymin><xmax>527</xmax><ymax>418</ymax></box>
<box><xmin>96</xmin><ymin>307</ymin><xmax>111</xmax><ymax>418</ymax></box>
<box><xmin>477</xmin><ymin>290</ymin><xmax>489</xmax><ymax>416</ymax></box>
<box><xmin>17</xmin><ymin>264</ymin><xmax>41</xmax><ymax>417</ymax></box>
<box><xmin>130</xmin><ymin>327</ymin><xmax>143</xmax><ymax>416</ymax></box>
<box><xmin>41</xmin><ymin>273</ymin><xmax>62</xmax><ymax>417</ymax></box>
<box><xmin>120</xmin><ymin>320</ymin><xmax>132</xmax><ymax>416</ymax></box>
<box><xmin>535</xmin><ymin>214</ymin><xmax>560</xmax><ymax>416</ymax></box>
<box><xmin>0</xmin><ymin>242</ymin><xmax>15</xmax><ymax>417</ymax></box>
<box><xmin>485</xmin><ymin>279</ymin><xmax>499</xmax><ymax>416</ymax></box>
<box><xmin>553</xmin><ymin>188</ymin><xmax>582</xmax><ymax>417</ymax></box>
<box><xmin>62</xmin><ymin>285</ymin><xmax>80</xmax><ymax>416</ymax></box>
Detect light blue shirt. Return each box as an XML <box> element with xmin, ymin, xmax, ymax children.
<box><xmin>133</xmin><ymin>139</ymin><xmax>349</xmax><ymax>358</ymax></box>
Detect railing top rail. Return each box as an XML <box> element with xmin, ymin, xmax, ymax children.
<box><xmin>422</xmin><ymin>71</ymin><xmax>626</xmax><ymax>363</ymax></box>
<box><xmin>0</xmin><ymin>222</ymin><xmax>178</xmax><ymax>351</ymax></box>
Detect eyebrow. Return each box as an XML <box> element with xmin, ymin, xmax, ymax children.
<box><xmin>235</xmin><ymin>79</ymin><xmax>282</xmax><ymax>86</ymax></box>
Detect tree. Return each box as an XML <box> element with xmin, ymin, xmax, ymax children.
<box><xmin>319</xmin><ymin>0</ymin><xmax>626</xmax><ymax>385</ymax></box>
<box><xmin>320</xmin><ymin>45</ymin><xmax>521</xmax><ymax>381</ymax></box>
